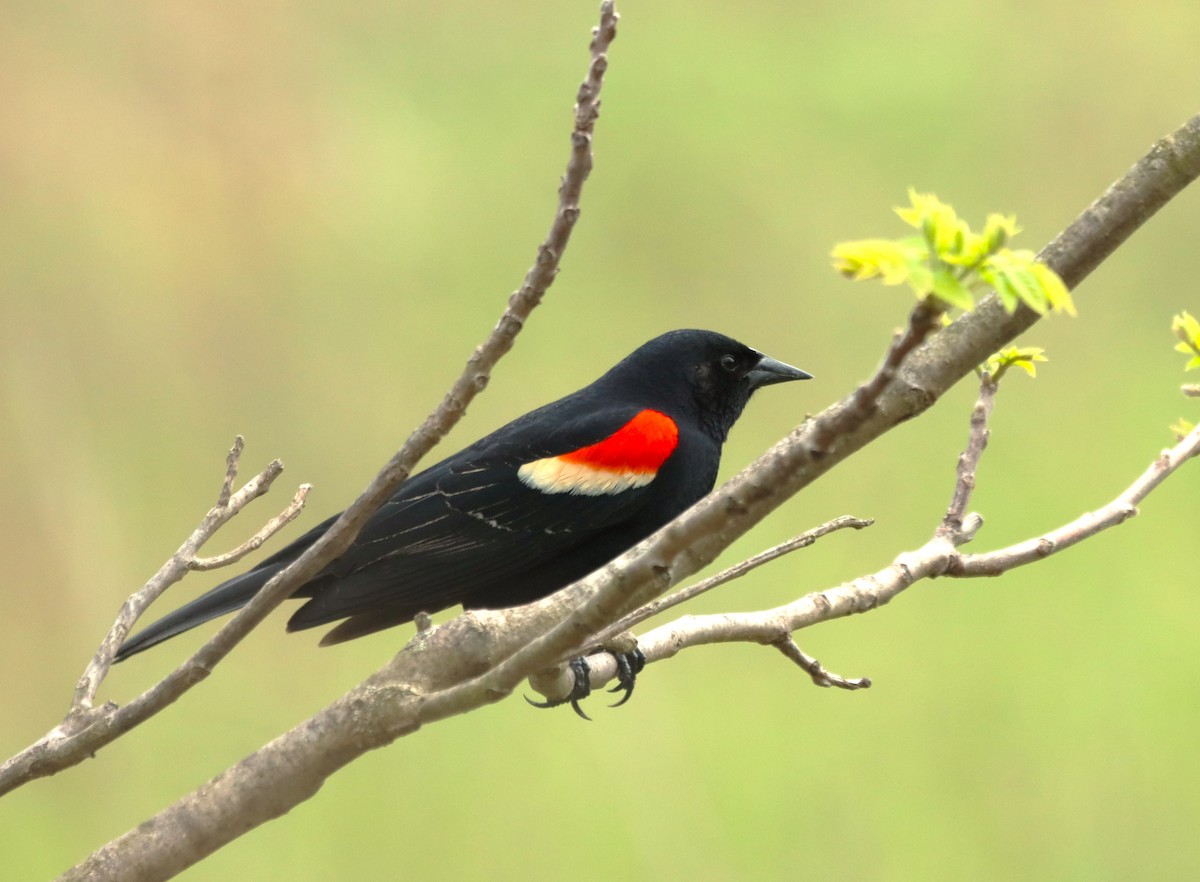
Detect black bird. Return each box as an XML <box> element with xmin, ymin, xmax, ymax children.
<box><xmin>115</xmin><ymin>330</ymin><xmax>811</xmax><ymax>662</ymax></box>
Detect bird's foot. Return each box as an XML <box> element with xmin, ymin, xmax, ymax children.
<box><xmin>605</xmin><ymin>646</ymin><xmax>646</xmax><ymax>708</ymax></box>
<box><xmin>525</xmin><ymin>646</ymin><xmax>646</xmax><ymax>720</ymax></box>
<box><xmin>526</xmin><ymin>657</ymin><xmax>594</xmax><ymax>719</ymax></box>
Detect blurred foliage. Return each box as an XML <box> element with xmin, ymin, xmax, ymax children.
<box><xmin>2</xmin><ymin>2</ymin><xmax>1199</xmax><ymax>880</ymax></box>
<box><xmin>1174</xmin><ymin>310</ymin><xmax>1200</xmax><ymax>368</ymax></box>
<box><xmin>832</xmin><ymin>189</ymin><xmax>1074</xmax><ymax>315</ymax></box>
<box><xmin>981</xmin><ymin>346</ymin><xmax>1048</xmax><ymax>383</ymax></box>
<box><xmin>1171</xmin><ymin>311</ymin><xmax>1199</xmax><ymax>435</ymax></box>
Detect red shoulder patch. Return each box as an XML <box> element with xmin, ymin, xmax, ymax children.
<box><xmin>516</xmin><ymin>410</ymin><xmax>679</xmax><ymax>496</ymax></box>
<box><xmin>560</xmin><ymin>409</ymin><xmax>679</xmax><ymax>471</ymax></box>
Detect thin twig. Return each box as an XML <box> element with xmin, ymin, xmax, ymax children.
<box><xmin>0</xmin><ymin>440</ymin><xmax>308</xmax><ymax>800</ymax></box>
<box><xmin>772</xmin><ymin>635</ymin><xmax>871</xmax><ymax>690</ymax></box>
<box><xmin>217</xmin><ymin>436</ymin><xmax>243</xmax><ymax>508</ymax></box>
<box><xmin>71</xmin><ymin>440</ymin><xmax>293</xmax><ymax>715</ymax></box>
<box><xmin>938</xmin><ymin>376</ymin><xmax>997</xmax><ymax>541</ymax></box>
<box><xmin>952</xmin><ymin>421</ymin><xmax>1200</xmax><ymax>575</ymax></box>
<box><xmin>167</xmin><ymin>0</ymin><xmax>620</xmax><ymax>670</ymax></box>
<box><xmin>811</xmin><ymin>299</ymin><xmax>944</xmax><ymax>454</ymax></box>
<box><xmin>590</xmin><ymin>515</ymin><xmax>872</xmax><ymax>647</ymax></box>
<box><xmin>157</xmin><ymin>0</ymin><xmax>618</xmax><ymax>698</ymax></box>
<box><xmin>190</xmin><ymin>484</ymin><xmax>311</xmax><ymax>571</ymax></box>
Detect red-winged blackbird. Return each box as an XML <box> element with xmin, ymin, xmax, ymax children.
<box><xmin>115</xmin><ymin>330</ymin><xmax>811</xmax><ymax>662</ymax></box>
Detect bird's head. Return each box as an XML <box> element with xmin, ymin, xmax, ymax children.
<box><xmin>602</xmin><ymin>329</ymin><xmax>812</xmax><ymax>442</ymax></box>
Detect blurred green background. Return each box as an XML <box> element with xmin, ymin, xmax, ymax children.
<box><xmin>2</xmin><ymin>2</ymin><xmax>1198</xmax><ymax>879</ymax></box>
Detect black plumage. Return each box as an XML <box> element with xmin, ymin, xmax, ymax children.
<box><xmin>115</xmin><ymin>329</ymin><xmax>810</xmax><ymax>661</ymax></box>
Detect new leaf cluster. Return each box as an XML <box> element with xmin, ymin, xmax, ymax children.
<box><xmin>1171</xmin><ymin>310</ymin><xmax>1200</xmax><ymax>436</ymax></box>
<box><xmin>979</xmin><ymin>345</ymin><xmax>1047</xmax><ymax>384</ymax></box>
<box><xmin>831</xmin><ymin>190</ymin><xmax>1076</xmax><ymax>317</ymax></box>
<box><xmin>1173</xmin><ymin>310</ymin><xmax>1200</xmax><ymax>370</ymax></box>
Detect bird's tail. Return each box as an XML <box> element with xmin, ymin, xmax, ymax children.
<box><xmin>113</xmin><ymin>565</ymin><xmax>280</xmax><ymax>662</ymax></box>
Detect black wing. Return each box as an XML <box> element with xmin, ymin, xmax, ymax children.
<box><xmin>284</xmin><ymin>403</ymin><xmax>668</xmax><ymax>635</ymax></box>
<box><xmin>115</xmin><ymin>402</ymin><xmax>678</xmax><ymax>658</ymax></box>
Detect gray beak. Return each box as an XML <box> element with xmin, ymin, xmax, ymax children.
<box><xmin>746</xmin><ymin>353</ymin><xmax>813</xmax><ymax>389</ymax></box>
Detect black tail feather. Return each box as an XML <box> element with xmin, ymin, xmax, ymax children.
<box><xmin>114</xmin><ymin>565</ymin><xmax>281</xmax><ymax>662</ymax></box>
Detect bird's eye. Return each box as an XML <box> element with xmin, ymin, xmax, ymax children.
<box><xmin>719</xmin><ymin>354</ymin><xmax>739</xmax><ymax>373</ymax></box>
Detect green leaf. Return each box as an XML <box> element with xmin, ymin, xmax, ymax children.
<box><xmin>941</xmin><ymin>231</ymin><xmax>989</xmax><ymax>270</ymax></box>
<box><xmin>982</xmin><ymin>345</ymin><xmax>1047</xmax><ymax>381</ymax></box>
<box><xmin>1173</xmin><ymin>310</ymin><xmax>1200</xmax><ymax>342</ymax></box>
<box><xmin>831</xmin><ymin>238</ymin><xmax>924</xmax><ymax>285</ymax></box>
<box><xmin>1172</xmin><ymin>311</ymin><xmax>1200</xmax><ymax>367</ymax></box>
<box><xmin>979</xmin><ymin>265</ymin><xmax>1023</xmax><ymax>314</ymax></box>
<box><xmin>905</xmin><ymin>262</ymin><xmax>934</xmax><ymax>298</ymax></box>
<box><xmin>930</xmin><ymin>267</ymin><xmax>975</xmax><ymax>311</ymax></box>
<box><xmin>895</xmin><ymin>189</ymin><xmax>966</xmax><ymax>260</ymax></box>
<box><xmin>979</xmin><ymin>249</ymin><xmax>1075</xmax><ymax>316</ymax></box>
<box><xmin>1009</xmin><ymin>265</ymin><xmax>1049</xmax><ymax>314</ymax></box>
<box><xmin>1170</xmin><ymin>418</ymin><xmax>1195</xmax><ymax>438</ymax></box>
<box><xmin>895</xmin><ymin>189</ymin><xmax>940</xmax><ymax>229</ymax></box>
<box><xmin>982</xmin><ymin>213</ymin><xmax>1020</xmax><ymax>253</ymax></box>
<box><xmin>1031</xmin><ymin>262</ymin><xmax>1077</xmax><ymax>316</ymax></box>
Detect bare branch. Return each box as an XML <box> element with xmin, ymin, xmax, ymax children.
<box><xmin>590</xmin><ymin>515</ymin><xmax>873</xmax><ymax>647</ymax></box>
<box><xmin>772</xmin><ymin>636</ymin><xmax>871</xmax><ymax>690</ymax></box>
<box><xmin>157</xmin><ymin>0</ymin><xmax>620</xmax><ymax>679</ymax></box>
<box><xmin>76</xmin><ymin>441</ymin><xmax>291</xmax><ymax>712</ymax></box>
<box><xmin>527</xmin><ymin>516</ymin><xmax>871</xmax><ymax>701</ymax></box>
<box><xmin>190</xmin><ymin>484</ymin><xmax>311</xmax><ymax>571</ymax></box>
<box><xmin>952</xmin><ymin>422</ymin><xmax>1200</xmax><ymax>576</ymax></box>
<box><xmin>217</xmin><ymin>435</ymin><xmax>242</xmax><ymax>507</ymax></box>
<box><xmin>811</xmin><ymin>298</ymin><xmax>944</xmax><ymax>454</ymax></box>
<box><xmin>938</xmin><ymin>376</ymin><xmax>997</xmax><ymax>541</ymax></box>
<box><xmin>0</xmin><ymin>440</ymin><xmax>306</xmax><ymax>799</ymax></box>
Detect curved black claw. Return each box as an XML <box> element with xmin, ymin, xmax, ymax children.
<box><xmin>525</xmin><ymin>657</ymin><xmax>593</xmax><ymax>720</ymax></box>
<box><xmin>607</xmin><ymin>647</ymin><xmax>646</xmax><ymax>708</ymax></box>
